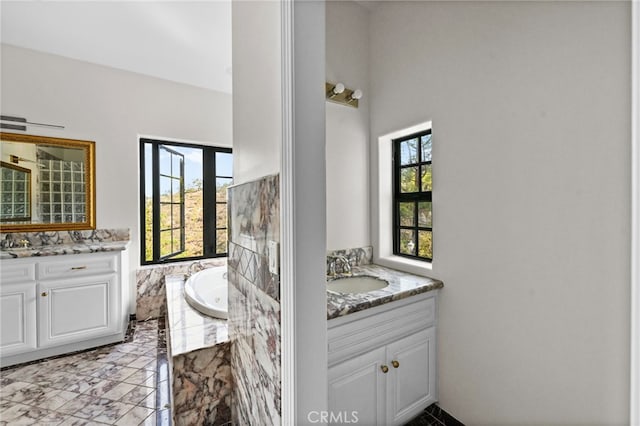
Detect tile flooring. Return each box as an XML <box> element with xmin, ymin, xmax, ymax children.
<box><xmin>0</xmin><ymin>319</ymin><xmax>169</xmax><ymax>426</ymax></box>
<box><xmin>406</xmin><ymin>403</ymin><xmax>465</xmax><ymax>426</ymax></box>
<box><xmin>0</xmin><ymin>316</ymin><xmax>463</xmax><ymax>426</ymax></box>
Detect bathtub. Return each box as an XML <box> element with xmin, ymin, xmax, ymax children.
<box><xmin>184</xmin><ymin>267</ymin><xmax>228</xmax><ymax>319</ymax></box>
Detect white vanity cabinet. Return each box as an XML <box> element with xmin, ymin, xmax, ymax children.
<box><xmin>328</xmin><ymin>292</ymin><xmax>438</xmax><ymax>426</ymax></box>
<box><xmin>0</xmin><ymin>263</ymin><xmax>37</xmax><ymax>356</ymax></box>
<box><xmin>0</xmin><ymin>251</ymin><xmax>127</xmax><ymax>367</ymax></box>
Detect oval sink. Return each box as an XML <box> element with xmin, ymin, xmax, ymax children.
<box><xmin>327</xmin><ymin>275</ymin><xmax>389</xmax><ymax>294</ymax></box>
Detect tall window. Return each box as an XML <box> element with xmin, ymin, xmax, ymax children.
<box><xmin>140</xmin><ymin>139</ymin><xmax>232</xmax><ymax>265</ymax></box>
<box><xmin>393</xmin><ymin>129</ymin><xmax>432</xmax><ymax>261</ymax></box>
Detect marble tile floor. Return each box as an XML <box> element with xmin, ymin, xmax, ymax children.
<box><xmin>0</xmin><ymin>318</ymin><xmax>170</xmax><ymax>426</ymax></box>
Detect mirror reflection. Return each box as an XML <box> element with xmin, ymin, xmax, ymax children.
<box><xmin>1</xmin><ymin>161</ymin><xmax>31</xmax><ymax>222</ymax></box>
<box><xmin>0</xmin><ymin>133</ymin><xmax>95</xmax><ymax>232</ymax></box>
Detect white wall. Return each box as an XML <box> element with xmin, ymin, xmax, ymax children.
<box><xmin>325</xmin><ymin>1</ymin><xmax>370</xmax><ymax>251</ymax></box>
<box><xmin>231</xmin><ymin>1</ymin><xmax>281</xmax><ymax>184</ymax></box>
<box><xmin>369</xmin><ymin>2</ymin><xmax>631</xmax><ymax>423</ymax></box>
<box><xmin>1</xmin><ymin>44</ymin><xmax>232</xmax><ymax>312</ymax></box>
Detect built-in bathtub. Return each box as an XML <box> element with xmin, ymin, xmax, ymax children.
<box><xmin>184</xmin><ymin>266</ymin><xmax>228</xmax><ymax>319</ymax></box>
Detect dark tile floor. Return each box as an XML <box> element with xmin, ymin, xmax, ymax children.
<box><xmin>0</xmin><ymin>318</ymin><xmax>170</xmax><ymax>425</ymax></box>
<box><xmin>405</xmin><ymin>403</ymin><xmax>465</xmax><ymax>426</ymax></box>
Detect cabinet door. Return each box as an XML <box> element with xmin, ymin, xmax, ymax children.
<box><xmin>38</xmin><ymin>273</ymin><xmax>119</xmax><ymax>348</ymax></box>
<box><xmin>0</xmin><ymin>282</ymin><xmax>37</xmax><ymax>356</ymax></box>
<box><xmin>328</xmin><ymin>346</ymin><xmax>386</xmax><ymax>425</ymax></box>
<box><xmin>386</xmin><ymin>327</ymin><xmax>436</xmax><ymax>425</ymax></box>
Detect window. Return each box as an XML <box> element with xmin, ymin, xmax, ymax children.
<box><xmin>140</xmin><ymin>139</ymin><xmax>232</xmax><ymax>265</ymax></box>
<box><xmin>393</xmin><ymin>129</ymin><xmax>432</xmax><ymax>261</ymax></box>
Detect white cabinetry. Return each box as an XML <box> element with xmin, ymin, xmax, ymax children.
<box><xmin>0</xmin><ymin>263</ymin><xmax>37</xmax><ymax>356</ymax></box>
<box><xmin>328</xmin><ymin>292</ymin><xmax>438</xmax><ymax>426</ymax></box>
<box><xmin>0</xmin><ymin>251</ymin><xmax>127</xmax><ymax>367</ymax></box>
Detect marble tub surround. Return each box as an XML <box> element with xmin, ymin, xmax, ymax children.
<box><xmin>136</xmin><ymin>257</ymin><xmax>226</xmax><ymax>321</ymax></box>
<box><xmin>0</xmin><ymin>228</ymin><xmax>130</xmax><ymax>259</ymax></box>
<box><xmin>164</xmin><ymin>274</ymin><xmax>232</xmax><ymax>426</ymax></box>
<box><xmin>164</xmin><ymin>274</ymin><xmax>229</xmax><ymax>356</ymax></box>
<box><xmin>326</xmin><ymin>264</ymin><xmax>444</xmax><ymax>320</ymax></box>
<box><xmin>228</xmin><ymin>174</ymin><xmax>281</xmax><ymax>426</ymax></box>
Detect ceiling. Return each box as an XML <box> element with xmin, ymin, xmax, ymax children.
<box><xmin>0</xmin><ymin>1</ymin><xmax>232</xmax><ymax>93</ymax></box>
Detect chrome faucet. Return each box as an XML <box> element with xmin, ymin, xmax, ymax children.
<box><xmin>328</xmin><ymin>255</ymin><xmax>352</xmax><ymax>277</ymax></box>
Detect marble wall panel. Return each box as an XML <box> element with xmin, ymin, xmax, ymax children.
<box><xmin>136</xmin><ymin>258</ymin><xmax>226</xmax><ymax>321</ymax></box>
<box><xmin>228</xmin><ymin>174</ymin><xmax>281</xmax><ymax>426</ymax></box>
<box><xmin>171</xmin><ymin>343</ymin><xmax>232</xmax><ymax>426</ymax></box>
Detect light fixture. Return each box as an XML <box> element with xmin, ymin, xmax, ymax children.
<box><xmin>348</xmin><ymin>89</ymin><xmax>363</xmax><ymax>103</ymax></box>
<box><xmin>1</xmin><ymin>115</ymin><xmax>65</xmax><ymax>131</ymax></box>
<box><xmin>325</xmin><ymin>82</ymin><xmax>363</xmax><ymax>108</ymax></box>
<box><xmin>327</xmin><ymin>82</ymin><xmax>345</xmax><ymax>98</ymax></box>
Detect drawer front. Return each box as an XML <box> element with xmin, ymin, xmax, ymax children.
<box><xmin>328</xmin><ymin>294</ymin><xmax>436</xmax><ymax>366</ymax></box>
<box><xmin>38</xmin><ymin>253</ymin><xmax>118</xmax><ymax>280</ymax></box>
<box><xmin>0</xmin><ymin>262</ymin><xmax>36</xmax><ymax>284</ymax></box>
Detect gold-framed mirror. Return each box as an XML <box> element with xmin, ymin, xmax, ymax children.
<box><xmin>0</xmin><ymin>132</ymin><xmax>96</xmax><ymax>232</ymax></box>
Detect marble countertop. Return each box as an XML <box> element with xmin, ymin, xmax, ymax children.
<box><xmin>0</xmin><ymin>241</ymin><xmax>130</xmax><ymax>260</ymax></box>
<box><xmin>165</xmin><ymin>274</ymin><xmax>229</xmax><ymax>357</ymax></box>
<box><xmin>327</xmin><ymin>264</ymin><xmax>443</xmax><ymax>320</ymax></box>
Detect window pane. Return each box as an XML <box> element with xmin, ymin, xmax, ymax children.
<box><xmin>172</xmin><ymin>205</ymin><xmax>182</xmax><ymax>229</ymax></box>
<box><xmin>159</xmin><ymin>149</ymin><xmax>171</xmax><ymax>175</ymax></box>
<box><xmin>216</xmin><ymin>178</ymin><xmax>232</xmax><ymax>202</ymax></box>
<box><xmin>418</xmin><ymin>230</ymin><xmax>433</xmax><ymax>259</ymax></box>
<box><xmin>172</xmin><ymin>154</ymin><xmax>182</xmax><ymax>176</ymax></box>
<box><xmin>418</xmin><ymin>202</ymin><xmax>432</xmax><ymax>227</ymax></box>
<box><xmin>399</xmin><ymin>229</ymin><xmax>416</xmax><ymax>255</ymax></box>
<box><xmin>160</xmin><ymin>203</ymin><xmax>171</xmax><ymax>230</ymax></box>
<box><xmin>421</xmin><ymin>134</ymin><xmax>432</xmax><ymax>162</ymax></box>
<box><xmin>399</xmin><ymin>202</ymin><xmax>415</xmax><ymax>226</ymax></box>
<box><xmin>421</xmin><ymin>165</ymin><xmax>432</xmax><ymax>192</ymax></box>
<box><xmin>216</xmin><ymin>203</ymin><xmax>227</xmax><ymax>228</ymax></box>
<box><xmin>216</xmin><ymin>229</ymin><xmax>228</xmax><ymax>254</ymax></box>
<box><xmin>216</xmin><ymin>152</ymin><xmax>233</xmax><ymax>177</ymax></box>
<box><xmin>400</xmin><ymin>138</ymin><xmax>418</xmax><ymax>165</ymax></box>
<box><xmin>400</xmin><ymin>167</ymin><xmax>419</xmax><ymax>193</ymax></box>
<box><xmin>172</xmin><ymin>178</ymin><xmax>181</xmax><ymax>203</ymax></box>
<box><xmin>173</xmin><ymin>228</ymin><xmax>183</xmax><ymax>253</ymax></box>
<box><xmin>160</xmin><ymin>176</ymin><xmax>172</xmax><ymax>197</ymax></box>
<box><xmin>184</xmin><ymin>229</ymin><xmax>203</xmax><ymax>257</ymax></box>
<box><xmin>160</xmin><ymin>230</ymin><xmax>172</xmax><ymax>257</ymax></box>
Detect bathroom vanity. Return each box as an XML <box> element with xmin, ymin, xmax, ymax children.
<box><xmin>0</xmin><ymin>231</ymin><xmax>130</xmax><ymax>368</ymax></box>
<box><xmin>327</xmin><ymin>263</ymin><xmax>442</xmax><ymax>425</ymax></box>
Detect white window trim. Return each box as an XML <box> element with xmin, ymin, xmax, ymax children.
<box><xmin>373</xmin><ymin>121</ymin><xmax>434</xmax><ymax>277</ymax></box>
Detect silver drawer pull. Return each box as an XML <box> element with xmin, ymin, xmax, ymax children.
<box><xmin>71</xmin><ymin>266</ymin><xmax>87</xmax><ymax>270</ymax></box>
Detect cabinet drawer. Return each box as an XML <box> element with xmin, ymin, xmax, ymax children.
<box><xmin>0</xmin><ymin>262</ymin><xmax>36</xmax><ymax>284</ymax></box>
<box><xmin>328</xmin><ymin>293</ymin><xmax>436</xmax><ymax>366</ymax></box>
<box><xmin>38</xmin><ymin>254</ymin><xmax>118</xmax><ymax>280</ymax></box>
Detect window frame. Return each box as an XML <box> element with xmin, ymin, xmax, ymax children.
<box><xmin>139</xmin><ymin>138</ymin><xmax>232</xmax><ymax>265</ymax></box>
<box><xmin>392</xmin><ymin>129</ymin><xmax>433</xmax><ymax>262</ymax></box>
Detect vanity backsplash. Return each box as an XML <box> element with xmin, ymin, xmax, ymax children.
<box><xmin>326</xmin><ymin>246</ymin><xmax>373</xmax><ymax>275</ymax></box>
<box><xmin>0</xmin><ymin>228</ymin><xmax>130</xmax><ymax>249</ymax></box>
<box><xmin>0</xmin><ymin>228</ymin><xmax>130</xmax><ymax>259</ymax></box>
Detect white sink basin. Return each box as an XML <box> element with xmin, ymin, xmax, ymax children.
<box><xmin>327</xmin><ymin>275</ymin><xmax>389</xmax><ymax>294</ymax></box>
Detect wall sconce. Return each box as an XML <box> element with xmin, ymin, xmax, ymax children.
<box><xmin>325</xmin><ymin>82</ymin><xmax>362</xmax><ymax>108</ymax></box>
